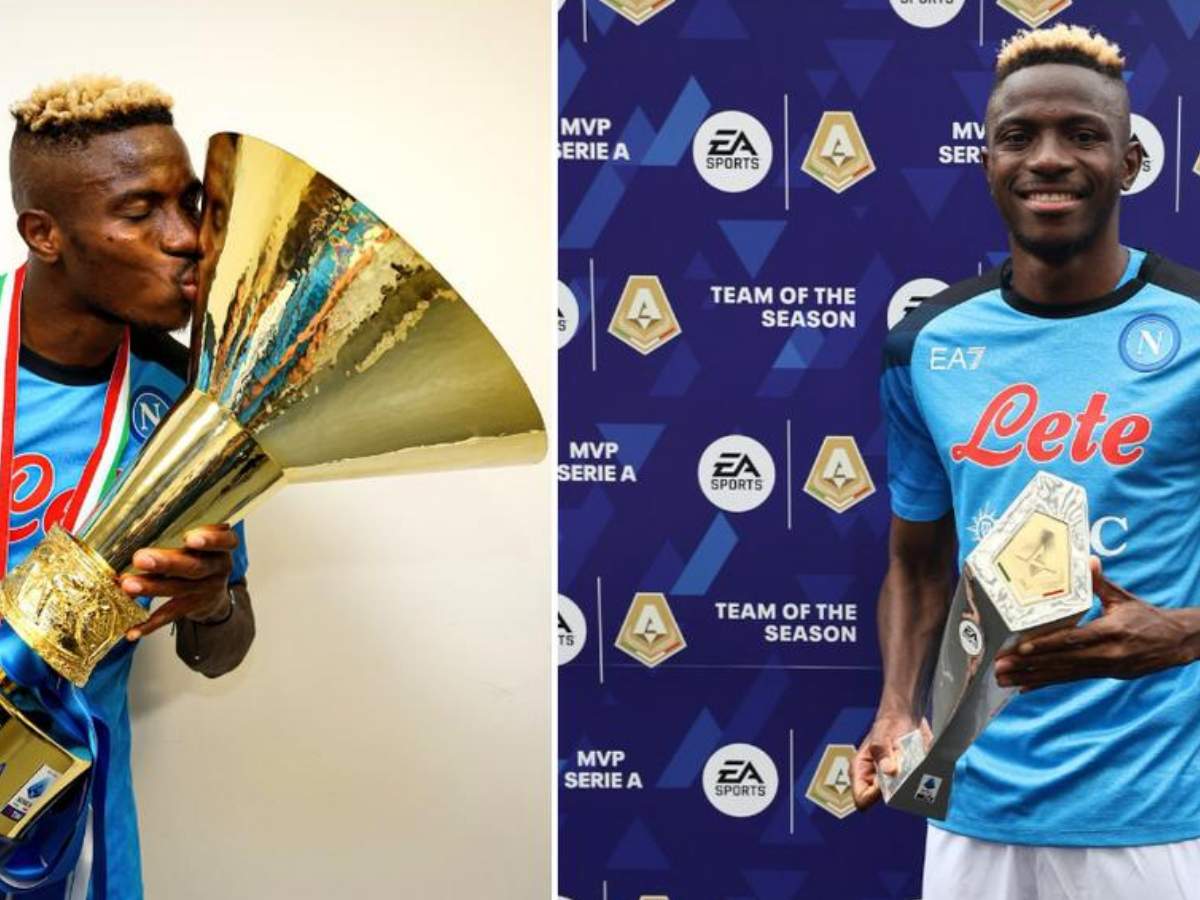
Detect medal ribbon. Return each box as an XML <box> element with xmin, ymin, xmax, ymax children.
<box><xmin>0</xmin><ymin>263</ymin><xmax>127</xmax><ymax>895</ymax></box>
<box><xmin>0</xmin><ymin>263</ymin><xmax>131</xmax><ymax>574</ymax></box>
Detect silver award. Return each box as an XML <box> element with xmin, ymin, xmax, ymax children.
<box><xmin>880</xmin><ymin>471</ymin><xmax>1093</xmax><ymax>819</ymax></box>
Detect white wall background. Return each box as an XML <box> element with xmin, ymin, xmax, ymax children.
<box><xmin>0</xmin><ymin>2</ymin><xmax>552</xmax><ymax>897</ymax></box>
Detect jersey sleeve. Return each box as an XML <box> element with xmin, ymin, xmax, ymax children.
<box><xmin>879</xmin><ymin>362</ymin><xmax>951</xmax><ymax>521</ymax></box>
<box><xmin>230</xmin><ymin>520</ymin><xmax>249</xmax><ymax>584</ymax></box>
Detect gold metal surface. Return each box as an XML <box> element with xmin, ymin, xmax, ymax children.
<box><xmin>0</xmin><ymin>132</ymin><xmax>547</xmax><ymax>685</ymax></box>
<box><xmin>80</xmin><ymin>390</ymin><xmax>284</xmax><ymax>573</ymax></box>
<box><xmin>0</xmin><ymin>527</ymin><xmax>146</xmax><ymax>686</ymax></box>
<box><xmin>995</xmin><ymin>511</ymin><xmax>1071</xmax><ymax>606</ymax></box>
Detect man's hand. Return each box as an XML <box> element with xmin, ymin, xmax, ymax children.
<box><xmin>120</xmin><ymin>524</ymin><xmax>238</xmax><ymax>641</ymax></box>
<box><xmin>994</xmin><ymin>557</ymin><xmax>1200</xmax><ymax>691</ymax></box>
<box><xmin>852</xmin><ymin>712</ymin><xmax>932</xmax><ymax>811</ymax></box>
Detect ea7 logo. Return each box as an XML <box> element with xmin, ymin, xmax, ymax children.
<box><xmin>708</xmin><ymin>129</ymin><xmax>757</xmax><ymax>157</ymax></box>
<box><xmin>717</xmin><ymin>759</ymin><xmax>765</xmax><ymax>785</ymax></box>
<box><xmin>712</xmin><ymin>452</ymin><xmax>761</xmax><ymax>478</ymax></box>
<box><xmin>930</xmin><ymin>345</ymin><xmax>985</xmax><ymax>370</ymax></box>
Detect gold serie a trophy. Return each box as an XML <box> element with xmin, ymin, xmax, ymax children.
<box><xmin>880</xmin><ymin>472</ymin><xmax>1093</xmax><ymax>819</ymax></box>
<box><xmin>0</xmin><ymin>133</ymin><xmax>546</xmax><ymax>846</ymax></box>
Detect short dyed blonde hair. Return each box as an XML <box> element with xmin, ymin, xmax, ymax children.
<box><xmin>10</xmin><ymin>74</ymin><xmax>173</xmax><ymax>139</ymax></box>
<box><xmin>996</xmin><ymin>23</ymin><xmax>1125</xmax><ymax>81</ymax></box>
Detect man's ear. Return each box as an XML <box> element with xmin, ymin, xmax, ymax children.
<box><xmin>16</xmin><ymin>209</ymin><xmax>60</xmax><ymax>263</ymax></box>
<box><xmin>1120</xmin><ymin>136</ymin><xmax>1144</xmax><ymax>192</ymax></box>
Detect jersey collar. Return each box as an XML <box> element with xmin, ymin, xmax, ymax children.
<box><xmin>1000</xmin><ymin>248</ymin><xmax>1156</xmax><ymax>319</ymax></box>
<box><xmin>19</xmin><ymin>342</ymin><xmax>118</xmax><ymax>386</ymax></box>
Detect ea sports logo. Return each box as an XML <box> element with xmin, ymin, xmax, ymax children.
<box><xmin>959</xmin><ymin>619</ymin><xmax>983</xmax><ymax>657</ymax></box>
<box><xmin>1125</xmin><ymin>114</ymin><xmax>1164</xmax><ymax>196</ymax></box>
<box><xmin>558</xmin><ymin>594</ymin><xmax>587</xmax><ymax>665</ymax></box>
<box><xmin>130</xmin><ymin>387</ymin><xmax>171</xmax><ymax>442</ymax></box>
<box><xmin>887</xmin><ymin>277</ymin><xmax>948</xmax><ymax>330</ymax></box>
<box><xmin>702</xmin><ymin>743</ymin><xmax>778</xmax><ymax>817</ymax></box>
<box><xmin>697</xmin><ymin>435</ymin><xmax>775</xmax><ymax>513</ymax></box>
<box><xmin>558</xmin><ymin>280</ymin><xmax>581</xmax><ymax>349</ymax></box>
<box><xmin>889</xmin><ymin>0</ymin><xmax>967</xmax><ymax>28</ymax></box>
<box><xmin>692</xmin><ymin>111</ymin><xmax>773</xmax><ymax>193</ymax></box>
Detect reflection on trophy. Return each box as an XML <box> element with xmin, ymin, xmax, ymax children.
<box><xmin>880</xmin><ymin>472</ymin><xmax>1093</xmax><ymax>819</ymax></box>
<box><xmin>0</xmin><ymin>133</ymin><xmax>546</xmax><ymax>833</ymax></box>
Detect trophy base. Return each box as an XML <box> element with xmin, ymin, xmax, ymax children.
<box><xmin>0</xmin><ymin>526</ymin><xmax>148</xmax><ymax>687</ymax></box>
<box><xmin>0</xmin><ymin>674</ymin><xmax>89</xmax><ymax>841</ymax></box>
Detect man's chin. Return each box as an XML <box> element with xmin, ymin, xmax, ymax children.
<box><xmin>1011</xmin><ymin>227</ymin><xmax>1101</xmax><ymax>266</ymax></box>
<box><xmin>123</xmin><ymin>301</ymin><xmax>192</xmax><ymax>334</ymax></box>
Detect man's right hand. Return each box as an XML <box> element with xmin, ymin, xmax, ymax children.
<box><xmin>851</xmin><ymin>712</ymin><xmax>931</xmax><ymax>811</ymax></box>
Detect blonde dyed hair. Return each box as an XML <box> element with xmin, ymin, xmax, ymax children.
<box><xmin>996</xmin><ymin>23</ymin><xmax>1125</xmax><ymax>80</ymax></box>
<box><xmin>10</xmin><ymin>74</ymin><xmax>172</xmax><ymax>136</ymax></box>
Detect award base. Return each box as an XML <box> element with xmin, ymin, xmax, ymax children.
<box><xmin>881</xmin><ymin>472</ymin><xmax>1094</xmax><ymax>819</ymax></box>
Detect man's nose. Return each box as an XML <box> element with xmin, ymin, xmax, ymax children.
<box><xmin>162</xmin><ymin>204</ymin><xmax>201</xmax><ymax>258</ymax></box>
<box><xmin>1027</xmin><ymin>132</ymin><xmax>1075</xmax><ymax>176</ymax></box>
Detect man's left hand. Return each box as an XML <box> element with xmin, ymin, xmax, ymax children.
<box><xmin>994</xmin><ymin>557</ymin><xmax>1200</xmax><ymax>691</ymax></box>
<box><xmin>120</xmin><ymin>524</ymin><xmax>238</xmax><ymax>641</ymax></box>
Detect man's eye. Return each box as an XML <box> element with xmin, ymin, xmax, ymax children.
<box><xmin>123</xmin><ymin>210</ymin><xmax>151</xmax><ymax>221</ymax></box>
<box><xmin>1075</xmin><ymin>131</ymin><xmax>1100</xmax><ymax>143</ymax></box>
<box><xmin>1001</xmin><ymin>132</ymin><xmax>1029</xmax><ymax>146</ymax></box>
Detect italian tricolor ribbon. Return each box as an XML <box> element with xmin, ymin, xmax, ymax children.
<box><xmin>0</xmin><ymin>264</ymin><xmax>131</xmax><ymax>574</ymax></box>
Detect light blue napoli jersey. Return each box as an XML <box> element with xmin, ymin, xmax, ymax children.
<box><xmin>11</xmin><ymin>331</ymin><xmax>248</xmax><ymax>899</ymax></box>
<box><xmin>881</xmin><ymin>248</ymin><xmax>1200</xmax><ymax>847</ymax></box>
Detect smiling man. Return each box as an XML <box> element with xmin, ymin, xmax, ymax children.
<box><xmin>6</xmin><ymin>76</ymin><xmax>255</xmax><ymax>899</ymax></box>
<box><xmin>852</xmin><ymin>25</ymin><xmax>1200</xmax><ymax>900</ymax></box>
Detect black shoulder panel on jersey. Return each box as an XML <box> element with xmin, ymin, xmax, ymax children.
<box><xmin>882</xmin><ymin>266</ymin><xmax>1002</xmax><ymax>371</ymax></box>
<box><xmin>130</xmin><ymin>328</ymin><xmax>189</xmax><ymax>380</ymax></box>
<box><xmin>1140</xmin><ymin>252</ymin><xmax>1200</xmax><ymax>301</ymax></box>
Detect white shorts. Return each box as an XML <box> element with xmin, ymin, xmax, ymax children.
<box><xmin>922</xmin><ymin>825</ymin><xmax>1200</xmax><ymax>900</ymax></box>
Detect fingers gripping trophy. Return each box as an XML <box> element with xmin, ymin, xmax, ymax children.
<box><xmin>0</xmin><ymin>133</ymin><xmax>545</xmax><ymax>885</ymax></box>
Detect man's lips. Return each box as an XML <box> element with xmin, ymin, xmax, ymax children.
<box><xmin>178</xmin><ymin>267</ymin><xmax>198</xmax><ymax>300</ymax></box>
<box><xmin>1015</xmin><ymin>188</ymin><xmax>1086</xmax><ymax>214</ymax></box>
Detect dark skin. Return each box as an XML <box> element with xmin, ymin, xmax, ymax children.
<box><xmin>13</xmin><ymin>123</ymin><xmax>239</xmax><ymax>639</ymax></box>
<box><xmin>852</xmin><ymin>515</ymin><xmax>954</xmax><ymax>810</ymax></box>
<box><xmin>852</xmin><ymin>63</ymin><xmax>1197</xmax><ymax>810</ymax></box>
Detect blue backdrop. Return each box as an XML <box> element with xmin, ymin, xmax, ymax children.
<box><xmin>557</xmin><ymin>2</ymin><xmax>1200</xmax><ymax>897</ymax></box>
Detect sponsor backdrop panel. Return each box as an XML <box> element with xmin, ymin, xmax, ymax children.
<box><xmin>559</xmin><ymin>1</ymin><xmax>1200</xmax><ymax>898</ymax></box>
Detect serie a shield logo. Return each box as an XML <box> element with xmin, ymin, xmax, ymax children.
<box><xmin>614</xmin><ymin>592</ymin><xmax>686</xmax><ymax>667</ymax></box>
<box><xmin>801</xmin><ymin>111</ymin><xmax>875</xmax><ymax>194</ymax></box>
<box><xmin>600</xmin><ymin>0</ymin><xmax>677</xmax><ymax>25</ymax></box>
<box><xmin>805</xmin><ymin>744</ymin><xmax>857</xmax><ymax>819</ymax></box>
<box><xmin>804</xmin><ymin>435</ymin><xmax>875</xmax><ymax>513</ymax></box>
<box><xmin>996</xmin><ymin>0</ymin><xmax>1072</xmax><ymax>28</ymax></box>
<box><xmin>609</xmin><ymin>275</ymin><xmax>681</xmax><ymax>355</ymax></box>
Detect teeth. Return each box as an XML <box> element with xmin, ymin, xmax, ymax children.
<box><xmin>1028</xmin><ymin>192</ymin><xmax>1077</xmax><ymax>202</ymax></box>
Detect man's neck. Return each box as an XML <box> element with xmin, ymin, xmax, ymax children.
<box><xmin>19</xmin><ymin>262</ymin><xmax>124</xmax><ymax>369</ymax></box>
<box><xmin>1008</xmin><ymin>231</ymin><xmax>1129</xmax><ymax>306</ymax></box>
